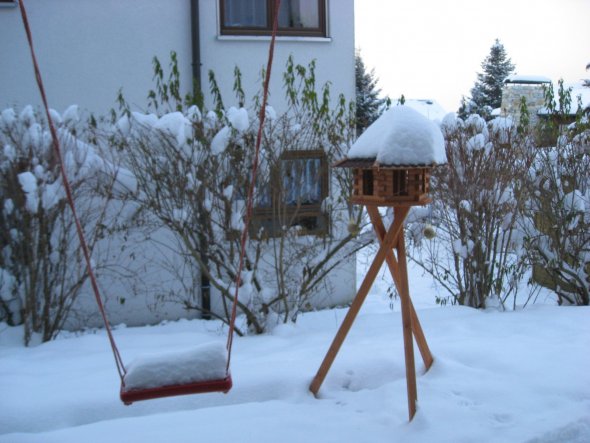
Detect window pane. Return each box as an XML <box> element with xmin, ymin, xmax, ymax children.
<box><xmin>281</xmin><ymin>157</ymin><xmax>322</xmax><ymax>205</ymax></box>
<box><xmin>278</xmin><ymin>0</ymin><xmax>319</xmax><ymax>29</ymax></box>
<box><xmin>224</xmin><ymin>0</ymin><xmax>267</xmax><ymax>27</ymax></box>
<box><xmin>256</xmin><ymin>179</ymin><xmax>272</xmax><ymax>208</ymax></box>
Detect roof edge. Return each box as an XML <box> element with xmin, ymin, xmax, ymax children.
<box><xmin>333</xmin><ymin>157</ymin><xmax>440</xmax><ymax>169</ymax></box>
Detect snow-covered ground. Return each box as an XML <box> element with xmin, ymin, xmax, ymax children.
<box><xmin>1</xmin><ymin>256</ymin><xmax>589</xmax><ymax>443</ymax></box>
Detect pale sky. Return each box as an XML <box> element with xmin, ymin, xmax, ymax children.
<box><xmin>354</xmin><ymin>0</ymin><xmax>590</xmax><ymax>113</ymax></box>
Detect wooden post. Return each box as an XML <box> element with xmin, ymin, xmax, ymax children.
<box><xmin>394</xmin><ymin>206</ymin><xmax>418</xmax><ymax>420</ymax></box>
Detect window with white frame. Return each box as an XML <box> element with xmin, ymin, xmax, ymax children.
<box><xmin>220</xmin><ymin>0</ymin><xmax>326</xmax><ymax>37</ymax></box>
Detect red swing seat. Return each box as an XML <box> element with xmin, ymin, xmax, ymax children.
<box><xmin>118</xmin><ymin>341</ymin><xmax>233</xmax><ymax>405</ymax></box>
<box><xmin>120</xmin><ymin>374</ymin><xmax>232</xmax><ymax>405</ymax></box>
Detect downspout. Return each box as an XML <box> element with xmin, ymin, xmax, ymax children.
<box><xmin>200</xmin><ymin>272</ymin><xmax>211</xmax><ymax>320</ymax></box>
<box><xmin>190</xmin><ymin>0</ymin><xmax>202</xmax><ymax>99</ymax></box>
<box><xmin>191</xmin><ymin>0</ymin><xmax>211</xmax><ymax>319</ymax></box>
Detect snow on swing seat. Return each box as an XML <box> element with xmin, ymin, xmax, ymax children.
<box><xmin>120</xmin><ymin>342</ymin><xmax>232</xmax><ymax>405</ymax></box>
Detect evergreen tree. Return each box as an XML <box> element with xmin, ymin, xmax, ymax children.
<box><xmin>459</xmin><ymin>39</ymin><xmax>515</xmax><ymax>120</ymax></box>
<box><xmin>355</xmin><ymin>51</ymin><xmax>388</xmax><ymax>133</ymax></box>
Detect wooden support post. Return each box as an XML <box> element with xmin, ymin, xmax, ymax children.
<box><xmin>366</xmin><ymin>206</ymin><xmax>434</xmax><ymax>371</ymax></box>
<box><xmin>310</xmin><ymin>204</ymin><xmax>432</xmax><ymax>421</ymax></box>
<box><xmin>394</xmin><ymin>206</ymin><xmax>418</xmax><ymax>420</ymax></box>
<box><xmin>309</xmin><ymin>206</ymin><xmax>408</xmax><ymax>396</ymax></box>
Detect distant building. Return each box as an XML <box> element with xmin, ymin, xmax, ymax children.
<box><xmin>500</xmin><ymin>74</ymin><xmax>590</xmax><ymax>128</ymax></box>
<box><xmin>500</xmin><ymin>75</ymin><xmax>552</xmax><ymax>127</ymax></box>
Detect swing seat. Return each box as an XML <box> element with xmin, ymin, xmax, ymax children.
<box><xmin>120</xmin><ymin>342</ymin><xmax>232</xmax><ymax>405</ymax></box>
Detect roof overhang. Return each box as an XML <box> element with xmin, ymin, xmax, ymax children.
<box><xmin>333</xmin><ymin>157</ymin><xmax>438</xmax><ymax>170</ymax></box>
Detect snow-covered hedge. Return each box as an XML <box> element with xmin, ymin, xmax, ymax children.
<box><xmin>522</xmin><ymin>129</ymin><xmax>589</xmax><ymax>305</ymax></box>
<box><xmin>1</xmin><ymin>55</ymin><xmax>366</xmax><ymax>343</ymax></box>
<box><xmin>107</xmin><ymin>55</ymin><xmax>365</xmax><ymax>334</ymax></box>
<box><xmin>408</xmin><ymin>80</ymin><xmax>590</xmax><ymax>308</ymax></box>
<box><xmin>0</xmin><ymin>105</ymin><xmax>125</xmax><ymax>343</ymax></box>
<box><xmin>407</xmin><ymin>112</ymin><xmax>533</xmax><ymax>309</ymax></box>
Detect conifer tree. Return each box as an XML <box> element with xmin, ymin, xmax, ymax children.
<box><xmin>459</xmin><ymin>39</ymin><xmax>515</xmax><ymax>120</ymax></box>
<box><xmin>355</xmin><ymin>51</ymin><xmax>387</xmax><ymax>133</ymax></box>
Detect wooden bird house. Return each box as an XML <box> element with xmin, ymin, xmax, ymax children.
<box><xmin>333</xmin><ymin>159</ymin><xmax>433</xmax><ymax>207</ymax></box>
<box><xmin>310</xmin><ymin>106</ymin><xmax>445</xmax><ymax>422</ymax></box>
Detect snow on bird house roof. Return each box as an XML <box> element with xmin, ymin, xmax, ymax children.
<box><xmin>344</xmin><ymin>105</ymin><xmax>446</xmax><ymax>167</ymax></box>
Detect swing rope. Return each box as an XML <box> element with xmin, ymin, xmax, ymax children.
<box><xmin>18</xmin><ymin>0</ymin><xmax>127</xmax><ymax>383</ymax></box>
<box><xmin>226</xmin><ymin>0</ymin><xmax>281</xmax><ymax>372</ymax></box>
<box><xmin>18</xmin><ymin>0</ymin><xmax>281</xmax><ymax>392</ymax></box>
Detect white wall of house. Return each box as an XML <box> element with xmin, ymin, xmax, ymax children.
<box><xmin>64</xmin><ymin>214</ymin><xmax>203</xmax><ymax>330</ymax></box>
<box><xmin>1</xmin><ymin>0</ymin><xmax>193</xmax><ymax>115</ymax></box>
<box><xmin>2</xmin><ymin>0</ymin><xmax>355</xmax><ymax>116</ymax></box>
<box><xmin>198</xmin><ymin>0</ymin><xmax>355</xmax><ymax>113</ymax></box>
<box><xmin>2</xmin><ymin>0</ymin><xmax>357</xmax><ymax>328</ymax></box>
<box><xmin>199</xmin><ymin>0</ymin><xmax>357</xmax><ymax>318</ymax></box>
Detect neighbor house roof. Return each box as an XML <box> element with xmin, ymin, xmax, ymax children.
<box><xmin>404</xmin><ymin>99</ymin><xmax>447</xmax><ymax>122</ymax></box>
<box><xmin>504</xmin><ymin>75</ymin><xmax>552</xmax><ymax>84</ymax></box>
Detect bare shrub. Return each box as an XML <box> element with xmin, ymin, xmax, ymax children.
<box><xmin>111</xmin><ymin>55</ymin><xmax>368</xmax><ymax>334</ymax></box>
<box><xmin>408</xmin><ymin>113</ymin><xmax>534</xmax><ymax>308</ymax></box>
<box><xmin>0</xmin><ymin>106</ymin><xmax>119</xmax><ymax>344</ymax></box>
<box><xmin>521</xmin><ymin>82</ymin><xmax>590</xmax><ymax>305</ymax></box>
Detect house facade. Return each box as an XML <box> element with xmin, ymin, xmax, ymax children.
<box><xmin>1</xmin><ymin>0</ymin><xmax>354</xmax><ymax>115</ymax></box>
<box><xmin>0</xmin><ymin>0</ymin><xmax>357</xmax><ymax>328</ymax></box>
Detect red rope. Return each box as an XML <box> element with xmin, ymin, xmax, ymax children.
<box><xmin>226</xmin><ymin>0</ymin><xmax>281</xmax><ymax>370</ymax></box>
<box><xmin>19</xmin><ymin>0</ymin><xmax>280</xmax><ymax>381</ymax></box>
<box><xmin>18</xmin><ymin>0</ymin><xmax>127</xmax><ymax>382</ymax></box>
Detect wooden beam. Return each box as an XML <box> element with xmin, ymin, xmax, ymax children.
<box><xmin>309</xmin><ymin>205</ymin><xmax>408</xmax><ymax>396</ymax></box>
<box><xmin>366</xmin><ymin>206</ymin><xmax>434</xmax><ymax>371</ymax></box>
<box><xmin>395</xmin><ymin>205</ymin><xmax>418</xmax><ymax>420</ymax></box>
<box><xmin>366</xmin><ymin>205</ymin><xmax>422</xmax><ymax>420</ymax></box>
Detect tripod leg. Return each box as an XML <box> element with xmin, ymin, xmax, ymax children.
<box><xmin>395</xmin><ymin>213</ymin><xmax>418</xmax><ymax>421</ymax></box>
<box><xmin>309</xmin><ymin>206</ymin><xmax>406</xmax><ymax>396</ymax></box>
<box><xmin>366</xmin><ymin>206</ymin><xmax>433</xmax><ymax>371</ymax></box>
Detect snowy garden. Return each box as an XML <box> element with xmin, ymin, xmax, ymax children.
<box><xmin>1</xmin><ymin>259</ymin><xmax>589</xmax><ymax>442</ymax></box>
<box><xmin>1</xmin><ymin>49</ymin><xmax>590</xmax><ymax>441</ymax></box>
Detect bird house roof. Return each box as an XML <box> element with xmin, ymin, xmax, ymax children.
<box><xmin>345</xmin><ymin>105</ymin><xmax>446</xmax><ymax>167</ymax></box>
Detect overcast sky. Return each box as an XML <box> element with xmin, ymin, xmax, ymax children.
<box><xmin>354</xmin><ymin>0</ymin><xmax>590</xmax><ymax>113</ymax></box>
